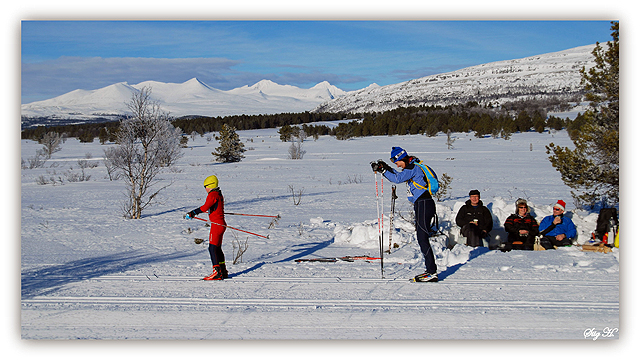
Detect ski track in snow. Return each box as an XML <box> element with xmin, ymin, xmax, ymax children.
<box><xmin>20</xmin><ymin>126</ymin><xmax>620</xmax><ymax>340</ymax></box>
<box><xmin>24</xmin><ymin>296</ymin><xmax>618</xmax><ymax>310</ymax></box>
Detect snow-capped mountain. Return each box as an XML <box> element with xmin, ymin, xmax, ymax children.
<box><xmin>22</xmin><ymin>44</ymin><xmax>598</xmax><ymax>129</ymax></box>
<box><xmin>20</xmin><ymin>79</ymin><xmax>348</xmax><ymax>127</ymax></box>
<box><xmin>314</xmin><ymin>44</ymin><xmax>598</xmax><ymax>114</ymax></box>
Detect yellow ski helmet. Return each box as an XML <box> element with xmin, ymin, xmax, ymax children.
<box><xmin>203</xmin><ymin>175</ymin><xmax>219</xmax><ymax>189</ymax></box>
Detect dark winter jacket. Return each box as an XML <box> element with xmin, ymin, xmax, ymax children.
<box><xmin>504</xmin><ymin>213</ymin><xmax>539</xmax><ymax>242</ymax></box>
<box><xmin>455</xmin><ymin>200</ymin><xmax>493</xmax><ymax>233</ymax></box>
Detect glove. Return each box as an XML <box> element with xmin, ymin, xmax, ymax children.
<box><xmin>377</xmin><ymin>160</ymin><xmax>393</xmax><ymax>172</ymax></box>
<box><xmin>184</xmin><ymin>211</ymin><xmax>196</xmax><ymax>220</ymax></box>
<box><xmin>371</xmin><ymin>161</ymin><xmax>382</xmax><ymax>173</ymax></box>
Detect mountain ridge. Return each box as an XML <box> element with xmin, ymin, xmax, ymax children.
<box><xmin>22</xmin><ymin>44</ymin><xmax>598</xmax><ymax>129</ymax></box>
<box><xmin>21</xmin><ymin>78</ymin><xmax>348</xmax><ymax>128</ymax></box>
<box><xmin>314</xmin><ymin>44</ymin><xmax>597</xmax><ymax>114</ymax></box>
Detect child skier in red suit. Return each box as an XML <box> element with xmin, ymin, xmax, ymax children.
<box><xmin>185</xmin><ymin>175</ymin><xmax>228</xmax><ymax>280</ymax></box>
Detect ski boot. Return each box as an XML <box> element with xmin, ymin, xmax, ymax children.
<box><xmin>220</xmin><ymin>262</ymin><xmax>229</xmax><ymax>279</ymax></box>
<box><xmin>411</xmin><ymin>272</ymin><xmax>438</xmax><ymax>283</ymax></box>
<box><xmin>203</xmin><ymin>265</ymin><xmax>224</xmax><ymax>281</ymax></box>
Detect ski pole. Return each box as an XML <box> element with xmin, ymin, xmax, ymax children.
<box><xmin>374</xmin><ymin>171</ymin><xmax>384</xmax><ymax>279</ymax></box>
<box><xmin>192</xmin><ymin>216</ymin><xmax>270</xmax><ymax>239</ymax></box>
<box><xmin>380</xmin><ymin>175</ymin><xmax>384</xmax><ymax>279</ymax></box>
<box><xmin>225</xmin><ymin>212</ymin><xmax>280</xmax><ymax>219</ymax></box>
<box><xmin>225</xmin><ymin>213</ymin><xmax>280</xmax><ymax>229</ymax></box>
<box><xmin>388</xmin><ymin>185</ymin><xmax>397</xmax><ymax>253</ymax></box>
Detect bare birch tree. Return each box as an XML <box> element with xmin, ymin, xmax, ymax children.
<box><xmin>288</xmin><ymin>129</ymin><xmax>307</xmax><ymax>160</ymax></box>
<box><xmin>106</xmin><ymin>86</ymin><xmax>183</xmax><ymax>219</ymax></box>
<box><xmin>39</xmin><ymin>131</ymin><xmax>62</xmax><ymax>158</ymax></box>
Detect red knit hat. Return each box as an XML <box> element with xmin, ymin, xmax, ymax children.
<box><xmin>555</xmin><ymin>200</ymin><xmax>566</xmax><ymax>211</ymax></box>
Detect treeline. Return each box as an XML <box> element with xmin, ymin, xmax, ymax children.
<box><xmin>20</xmin><ymin>121</ymin><xmax>121</xmax><ymax>143</ymax></box>
<box><xmin>20</xmin><ymin>111</ymin><xmax>356</xmax><ymax>143</ymax></box>
<box><xmin>171</xmin><ymin>111</ymin><xmax>355</xmax><ymax>135</ymax></box>
<box><xmin>321</xmin><ymin>101</ymin><xmax>573</xmax><ymax>140</ymax></box>
<box><xmin>21</xmin><ymin>97</ymin><xmax>583</xmax><ymax>143</ymax></box>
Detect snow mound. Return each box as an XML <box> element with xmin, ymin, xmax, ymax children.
<box><xmin>333</xmin><ymin>222</ymin><xmax>380</xmax><ymax>249</ymax></box>
<box><xmin>330</xmin><ymin>196</ymin><xmax>610</xmax><ymax>272</ymax></box>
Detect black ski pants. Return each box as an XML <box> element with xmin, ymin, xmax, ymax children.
<box><xmin>461</xmin><ymin>223</ymin><xmax>486</xmax><ymax>247</ymax></box>
<box><xmin>208</xmin><ymin>243</ymin><xmax>226</xmax><ymax>267</ymax></box>
<box><xmin>539</xmin><ymin>235</ymin><xmax>573</xmax><ymax>250</ymax></box>
<box><xmin>414</xmin><ymin>196</ymin><xmax>438</xmax><ymax>274</ymax></box>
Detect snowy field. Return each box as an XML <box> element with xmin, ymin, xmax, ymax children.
<box><xmin>16</xmin><ymin>124</ymin><xmax>624</xmax><ymax>354</ymax></box>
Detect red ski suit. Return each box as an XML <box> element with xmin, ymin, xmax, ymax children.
<box><xmin>197</xmin><ymin>189</ymin><xmax>226</xmax><ymax>246</ymax></box>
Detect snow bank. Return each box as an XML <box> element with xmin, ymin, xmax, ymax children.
<box><xmin>333</xmin><ymin>221</ymin><xmax>384</xmax><ymax>249</ymax></box>
<box><xmin>330</xmin><ymin>196</ymin><xmax>609</xmax><ymax>272</ymax></box>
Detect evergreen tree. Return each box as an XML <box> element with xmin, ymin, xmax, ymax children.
<box><xmin>98</xmin><ymin>127</ymin><xmax>109</xmax><ymax>144</ymax></box>
<box><xmin>547</xmin><ymin>116</ymin><xmax>566</xmax><ymax>131</ymax></box>
<box><xmin>278</xmin><ymin>124</ymin><xmax>298</xmax><ymax>142</ymax></box>
<box><xmin>532</xmin><ymin>111</ymin><xmax>546</xmax><ymax>133</ymax></box>
<box><xmin>212</xmin><ymin>124</ymin><xmax>245</xmax><ymax>163</ymax></box>
<box><xmin>474</xmin><ymin>113</ymin><xmax>493</xmax><ymax>138</ymax></box>
<box><xmin>546</xmin><ymin>21</ymin><xmax>619</xmax><ymax>208</ymax></box>
<box><xmin>425</xmin><ymin>122</ymin><xmax>439</xmax><ymax>137</ymax></box>
<box><xmin>515</xmin><ymin>110</ymin><xmax>533</xmax><ymax>132</ymax></box>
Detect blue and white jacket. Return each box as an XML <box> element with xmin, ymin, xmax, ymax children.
<box><xmin>382</xmin><ymin>158</ymin><xmax>439</xmax><ymax>203</ymax></box>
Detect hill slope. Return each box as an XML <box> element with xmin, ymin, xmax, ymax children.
<box><xmin>314</xmin><ymin>44</ymin><xmax>596</xmax><ymax>114</ymax></box>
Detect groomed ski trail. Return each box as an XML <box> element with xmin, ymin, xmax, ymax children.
<box><xmin>23</xmin><ymin>295</ymin><xmax>617</xmax><ymax>310</ymax></box>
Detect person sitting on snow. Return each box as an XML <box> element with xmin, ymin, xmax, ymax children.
<box><xmin>538</xmin><ymin>199</ymin><xmax>577</xmax><ymax>250</ymax></box>
<box><xmin>503</xmin><ymin>198</ymin><xmax>539</xmax><ymax>251</ymax></box>
<box><xmin>455</xmin><ymin>190</ymin><xmax>493</xmax><ymax>247</ymax></box>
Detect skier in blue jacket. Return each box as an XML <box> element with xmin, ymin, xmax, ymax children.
<box><xmin>538</xmin><ymin>199</ymin><xmax>577</xmax><ymax>249</ymax></box>
<box><xmin>372</xmin><ymin>147</ymin><xmax>439</xmax><ymax>282</ymax></box>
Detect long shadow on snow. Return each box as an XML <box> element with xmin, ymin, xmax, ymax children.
<box><xmin>437</xmin><ymin>246</ymin><xmax>491</xmax><ymax>281</ymax></box>
<box><xmin>146</xmin><ymin>206</ymin><xmax>189</xmax><ymax>218</ymax></box>
<box><xmin>229</xmin><ymin>239</ymin><xmax>334</xmax><ymax>278</ymax></box>
<box><xmin>226</xmin><ymin>191</ymin><xmax>339</xmax><ymax>209</ymax></box>
<box><xmin>143</xmin><ymin>191</ymin><xmax>339</xmax><ymax>219</ymax></box>
<box><xmin>21</xmin><ymin>249</ymin><xmax>200</xmax><ymax>299</ymax></box>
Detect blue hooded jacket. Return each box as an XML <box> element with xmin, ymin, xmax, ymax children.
<box><xmin>382</xmin><ymin>158</ymin><xmax>439</xmax><ymax>203</ymax></box>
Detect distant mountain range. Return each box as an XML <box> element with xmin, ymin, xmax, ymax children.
<box><xmin>314</xmin><ymin>44</ymin><xmax>597</xmax><ymax>114</ymax></box>
<box><xmin>21</xmin><ymin>44</ymin><xmax>597</xmax><ymax>129</ymax></box>
<box><xmin>21</xmin><ymin>79</ymin><xmax>347</xmax><ymax>128</ymax></box>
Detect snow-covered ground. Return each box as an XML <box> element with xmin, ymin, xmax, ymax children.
<box><xmin>19</xmin><ymin>125</ymin><xmax>620</xmax><ymax>347</ymax></box>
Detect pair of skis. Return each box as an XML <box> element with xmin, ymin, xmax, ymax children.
<box><xmin>410</xmin><ymin>272</ymin><xmax>439</xmax><ymax>283</ymax></box>
<box><xmin>373</xmin><ymin>170</ymin><xmax>398</xmax><ymax>279</ymax></box>
<box><xmin>294</xmin><ymin>255</ymin><xmax>382</xmax><ymax>263</ymax></box>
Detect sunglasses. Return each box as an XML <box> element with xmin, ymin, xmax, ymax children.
<box><xmin>553</xmin><ymin>207</ymin><xmax>563</xmax><ymax>211</ymax></box>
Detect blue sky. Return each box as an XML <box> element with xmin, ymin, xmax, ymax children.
<box><xmin>21</xmin><ymin>20</ymin><xmax>614</xmax><ymax>104</ymax></box>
